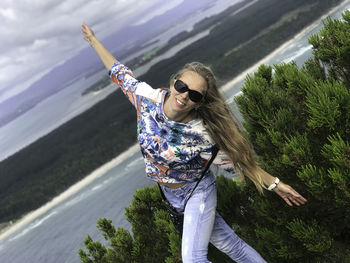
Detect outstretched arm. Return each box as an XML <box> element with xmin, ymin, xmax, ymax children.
<box><xmin>81</xmin><ymin>23</ymin><xmax>117</xmax><ymax>70</ymax></box>
<box><xmin>209</xmin><ymin>151</ymin><xmax>307</xmax><ymax>207</ymax></box>
<box><xmin>207</xmin><ymin>150</ymin><xmax>307</xmax><ymax>206</ymax></box>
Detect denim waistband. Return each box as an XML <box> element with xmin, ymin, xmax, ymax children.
<box><xmin>161</xmin><ymin>172</ymin><xmax>216</xmax><ymax>210</ymax></box>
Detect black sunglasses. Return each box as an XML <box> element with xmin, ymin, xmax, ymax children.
<box><xmin>174</xmin><ymin>79</ymin><xmax>204</xmax><ymax>103</ymax></box>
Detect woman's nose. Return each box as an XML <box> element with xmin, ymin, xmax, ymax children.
<box><xmin>180</xmin><ymin>91</ymin><xmax>190</xmax><ymax>100</ymax></box>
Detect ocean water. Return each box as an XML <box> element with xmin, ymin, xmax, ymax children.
<box><xmin>0</xmin><ymin>150</ymin><xmax>151</xmax><ymax>263</ymax></box>
<box><xmin>1</xmin><ymin>1</ymin><xmax>350</xmax><ymax>263</ymax></box>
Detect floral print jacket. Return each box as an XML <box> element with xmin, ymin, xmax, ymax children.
<box><xmin>109</xmin><ymin>61</ymin><xmax>235</xmax><ymax>184</ymax></box>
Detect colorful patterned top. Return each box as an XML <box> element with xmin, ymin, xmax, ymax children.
<box><xmin>109</xmin><ymin>61</ymin><xmax>235</xmax><ymax>184</ymax></box>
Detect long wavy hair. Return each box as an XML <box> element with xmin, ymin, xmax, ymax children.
<box><xmin>169</xmin><ymin>62</ymin><xmax>266</xmax><ymax>193</ymax></box>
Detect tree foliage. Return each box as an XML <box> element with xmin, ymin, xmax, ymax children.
<box><xmin>79</xmin><ymin>186</ymin><xmax>185</xmax><ymax>263</ymax></box>
<box><xmin>79</xmin><ymin>10</ymin><xmax>350</xmax><ymax>263</ymax></box>
<box><xmin>233</xmin><ymin>11</ymin><xmax>350</xmax><ymax>262</ymax></box>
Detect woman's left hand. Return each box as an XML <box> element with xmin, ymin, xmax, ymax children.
<box><xmin>273</xmin><ymin>181</ymin><xmax>307</xmax><ymax>206</ymax></box>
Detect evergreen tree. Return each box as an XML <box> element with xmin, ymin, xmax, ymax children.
<box><xmin>79</xmin><ymin>11</ymin><xmax>350</xmax><ymax>263</ymax></box>
<box><xmin>233</xmin><ymin>10</ymin><xmax>350</xmax><ymax>262</ymax></box>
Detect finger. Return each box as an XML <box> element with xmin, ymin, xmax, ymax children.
<box><xmin>82</xmin><ymin>26</ymin><xmax>89</xmax><ymax>33</ymax></box>
<box><xmin>283</xmin><ymin>196</ymin><xmax>293</xmax><ymax>206</ymax></box>
<box><xmin>294</xmin><ymin>193</ymin><xmax>307</xmax><ymax>204</ymax></box>
<box><xmin>292</xmin><ymin>194</ymin><xmax>308</xmax><ymax>205</ymax></box>
<box><xmin>289</xmin><ymin>196</ymin><xmax>301</xmax><ymax>206</ymax></box>
<box><xmin>287</xmin><ymin>187</ymin><xmax>300</xmax><ymax>197</ymax></box>
<box><xmin>299</xmin><ymin>195</ymin><xmax>308</xmax><ymax>203</ymax></box>
<box><xmin>288</xmin><ymin>188</ymin><xmax>308</xmax><ymax>203</ymax></box>
<box><xmin>82</xmin><ymin>24</ymin><xmax>90</xmax><ymax>34</ymax></box>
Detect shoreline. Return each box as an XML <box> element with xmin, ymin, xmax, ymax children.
<box><xmin>1</xmin><ymin>0</ymin><xmax>348</xmax><ymax>244</ymax></box>
<box><xmin>221</xmin><ymin>0</ymin><xmax>349</xmax><ymax>93</ymax></box>
<box><xmin>0</xmin><ymin>143</ymin><xmax>140</xmax><ymax>242</ymax></box>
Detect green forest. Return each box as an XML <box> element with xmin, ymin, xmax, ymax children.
<box><xmin>0</xmin><ymin>0</ymin><xmax>344</xmax><ymax>234</ymax></box>
<box><xmin>79</xmin><ymin>10</ymin><xmax>350</xmax><ymax>262</ymax></box>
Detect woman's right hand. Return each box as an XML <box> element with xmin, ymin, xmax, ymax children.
<box><xmin>80</xmin><ymin>23</ymin><xmax>117</xmax><ymax>70</ymax></box>
<box><xmin>81</xmin><ymin>23</ymin><xmax>96</xmax><ymax>46</ymax></box>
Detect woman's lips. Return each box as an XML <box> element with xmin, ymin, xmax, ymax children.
<box><xmin>176</xmin><ymin>98</ymin><xmax>186</xmax><ymax>107</ymax></box>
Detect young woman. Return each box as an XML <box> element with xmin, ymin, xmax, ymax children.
<box><xmin>81</xmin><ymin>23</ymin><xmax>307</xmax><ymax>263</ymax></box>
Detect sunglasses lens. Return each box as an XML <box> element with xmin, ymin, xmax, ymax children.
<box><xmin>189</xmin><ymin>91</ymin><xmax>203</xmax><ymax>103</ymax></box>
<box><xmin>174</xmin><ymin>79</ymin><xmax>203</xmax><ymax>103</ymax></box>
<box><xmin>174</xmin><ymin>80</ymin><xmax>188</xmax><ymax>93</ymax></box>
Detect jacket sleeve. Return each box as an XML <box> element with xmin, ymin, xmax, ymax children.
<box><xmin>214</xmin><ymin>150</ymin><xmax>238</xmax><ymax>174</ymax></box>
<box><xmin>200</xmin><ymin>150</ymin><xmax>237</xmax><ymax>174</ymax></box>
<box><xmin>109</xmin><ymin>61</ymin><xmax>141</xmax><ymax>109</ymax></box>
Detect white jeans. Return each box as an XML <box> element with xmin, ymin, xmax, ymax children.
<box><xmin>162</xmin><ymin>173</ymin><xmax>266</xmax><ymax>263</ymax></box>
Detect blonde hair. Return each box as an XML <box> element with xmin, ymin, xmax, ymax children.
<box><xmin>169</xmin><ymin>62</ymin><xmax>266</xmax><ymax>193</ymax></box>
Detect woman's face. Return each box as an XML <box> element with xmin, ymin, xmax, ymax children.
<box><xmin>168</xmin><ymin>70</ymin><xmax>207</xmax><ymax>115</ymax></box>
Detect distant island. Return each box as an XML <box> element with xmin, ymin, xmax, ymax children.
<box><xmin>0</xmin><ymin>0</ymin><xmax>344</xmax><ymax>231</ymax></box>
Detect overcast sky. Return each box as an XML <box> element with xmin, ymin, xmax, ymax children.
<box><xmin>0</xmin><ymin>0</ymin><xmax>184</xmax><ymax>103</ymax></box>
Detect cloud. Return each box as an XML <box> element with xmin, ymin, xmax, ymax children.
<box><xmin>0</xmin><ymin>8</ymin><xmax>17</xmax><ymax>20</ymax></box>
<box><xmin>0</xmin><ymin>0</ymin><xmax>166</xmax><ymax>100</ymax></box>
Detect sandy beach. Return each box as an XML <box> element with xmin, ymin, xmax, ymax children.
<box><xmin>1</xmin><ymin>0</ymin><xmax>348</xmax><ymax>243</ymax></box>
<box><xmin>0</xmin><ymin>143</ymin><xmax>140</xmax><ymax>242</ymax></box>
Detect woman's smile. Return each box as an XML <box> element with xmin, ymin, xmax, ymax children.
<box><xmin>176</xmin><ymin>98</ymin><xmax>185</xmax><ymax>106</ymax></box>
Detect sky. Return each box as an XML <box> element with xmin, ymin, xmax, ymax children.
<box><xmin>0</xmin><ymin>0</ymin><xmax>184</xmax><ymax>104</ymax></box>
